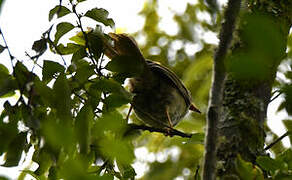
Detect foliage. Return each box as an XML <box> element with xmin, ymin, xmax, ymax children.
<box><xmin>0</xmin><ymin>0</ymin><xmax>291</xmax><ymax>179</ymax></box>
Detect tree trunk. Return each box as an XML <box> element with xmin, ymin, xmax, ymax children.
<box><xmin>216</xmin><ymin>1</ymin><xmax>292</xmax><ymax>178</ymax></box>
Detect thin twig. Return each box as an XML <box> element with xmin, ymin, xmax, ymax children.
<box><xmin>194</xmin><ymin>165</ymin><xmax>200</xmax><ymax>180</ymax></box>
<box><xmin>47</xmin><ymin>36</ymin><xmax>67</xmax><ymax>67</ymax></box>
<box><xmin>269</xmin><ymin>91</ymin><xmax>283</xmax><ymax>103</ymax></box>
<box><xmin>71</xmin><ymin>2</ymin><xmax>97</xmax><ymax>67</ymax></box>
<box><xmin>0</xmin><ymin>28</ymin><xmax>15</xmax><ymax>70</ymax></box>
<box><xmin>264</xmin><ymin>131</ymin><xmax>290</xmax><ymax>151</ymax></box>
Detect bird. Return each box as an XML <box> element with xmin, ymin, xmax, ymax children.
<box><xmin>102</xmin><ymin>33</ymin><xmax>200</xmax><ymax>129</ymax></box>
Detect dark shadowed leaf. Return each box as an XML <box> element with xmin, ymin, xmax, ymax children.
<box><xmin>105</xmin><ymin>55</ymin><xmax>144</xmax><ymax>77</ymax></box>
<box><xmin>88</xmin><ymin>33</ymin><xmax>103</xmax><ymax>59</ymax></box>
<box><xmin>49</xmin><ymin>5</ymin><xmax>71</xmax><ymax>21</ymax></box>
<box><xmin>0</xmin><ymin>44</ymin><xmax>6</xmax><ymax>54</ymax></box>
<box><xmin>42</xmin><ymin>60</ymin><xmax>65</xmax><ymax>82</ymax></box>
<box><xmin>75</xmin><ymin>104</ymin><xmax>93</xmax><ymax>154</ymax></box>
<box><xmin>54</xmin><ymin>22</ymin><xmax>75</xmax><ymax>44</ymax></box>
<box><xmin>34</xmin><ymin>81</ymin><xmax>54</xmax><ymax>106</ymax></box>
<box><xmin>92</xmin><ymin>78</ymin><xmax>126</xmax><ymax>93</ymax></box>
<box><xmin>0</xmin><ymin>0</ymin><xmax>5</xmax><ymax>15</ymax></box>
<box><xmin>75</xmin><ymin>61</ymin><xmax>95</xmax><ymax>84</ymax></box>
<box><xmin>71</xmin><ymin>47</ymin><xmax>87</xmax><ymax>62</ymax></box>
<box><xmin>0</xmin><ymin>64</ymin><xmax>17</xmax><ymax>97</ymax></box>
<box><xmin>84</xmin><ymin>8</ymin><xmax>115</xmax><ymax>28</ymax></box>
<box><xmin>91</xmin><ymin>78</ymin><xmax>133</xmax><ymax>103</ymax></box>
<box><xmin>3</xmin><ymin>132</ymin><xmax>27</xmax><ymax>167</ymax></box>
<box><xmin>53</xmin><ymin>73</ymin><xmax>71</xmax><ymax>122</ymax></box>
<box><xmin>282</xmin><ymin>84</ymin><xmax>292</xmax><ymax>115</ymax></box>
<box><xmin>14</xmin><ymin>61</ymin><xmax>31</xmax><ymax>88</ymax></box>
<box><xmin>0</xmin><ymin>115</ymin><xmax>18</xmax><ymax>155</ymax></box>
<box><xmin>32</xmin><ymin>38</ymin><xmax>47</xmax><ymax>53</ymax></box>
<box><xmin>0</xmin><ymin>176</ymin><xmax>10</xmax><ymax>180</ymax></box>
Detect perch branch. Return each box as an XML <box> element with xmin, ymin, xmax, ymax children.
<box><xmin>126</xmin><ymin>124</ymin><xmax>193</xmax><ymax>138</ymax></box>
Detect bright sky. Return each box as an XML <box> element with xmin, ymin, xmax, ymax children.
<box><xmin>0</xmin><ymin>0</ymin><xmax>290</xmax><ymax>179</ymax></box>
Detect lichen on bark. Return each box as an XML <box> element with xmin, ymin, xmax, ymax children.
<box><xmin>215</xmin><ymin>0</ymin><xmax>292</xmax><ymax>177</ymax></box>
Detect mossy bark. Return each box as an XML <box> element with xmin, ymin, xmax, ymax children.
<box><xmin>216</xmin><ymin>0</ymin><xmax>292</xmax><ymax>178</ymax></box>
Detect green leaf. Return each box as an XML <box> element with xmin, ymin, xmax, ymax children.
<box><xmin>92</xmin><ymin>78</ymin><xmax>123</xmax><ymax>93</ymax></box>
<box><xmin>69</xmin><ymin>31</ymin><xmax>86</xmax><ymax>46</ymax></box>
<box><xmin>49</xmin><ymin>5</ymin><xmax>71</xmax><ymax>21</ymax></box>
<box><xmin>84</xmin><ymin>8</ymin><xmax>115</xmax><ymax>28</ymax></box>
<box><xmin>187</xmin><ymin>133</ymin><xmax>205</xmax><ymax>144</ymax></box>
<box><xmin>74</xmin><ymin>60</ymin><xmax>95</xmax><ymax>83</ymax></box>
<box><xmin>91</xmin><ymin>78</ymin><xmax>133</xmax><ymax>102</ymax></box>
<box><xmin>0</xmin><ymin>0</ymin><xmax>5</xmax><ymax>15</ymax></box>
<box><xmin>42</xmin><ymin>60</ymin><xmax>65</xmax><ymax>82</ymax></box>
<box><xmin>71</xmin><ymin>47</ymin><xmax>87</xmax><ymax>62</ymax></box>
<box><xmin>105</xmin><ymin>55</ymin><xmax>144</xmax><ymax>77</ymax></box>
<box><xmin>3</xmin><ymin>132</ymin><xmax>27</xmax><ymax>167</ymax></box>
<box><xmin>57</xmin><ymin>43</ymin><xmax>82</xmax><ymax>55</ymax></box>
<box><xmin>99</xmin><ymin>136</ymin><xmax>134</xmax><ymax>164</ymax></box>
<box><xmin>54</xmin><ymin>22</ymin><xmax>75</xmax><ymax>44</ymax></box>
<box><xmin>0</xmin><ymin>176</ymin><xmax>10</xmax><ymax>180</ymax></box>
<box><xmin>21</xmin><ymin>170</ymin><xmax>44</xmax><ymax>180</ymax></box>
<box><xmin>32</xmin><ymin>147</ymin><xmax>53</xmax><ymax>176</ymax></box>
<box><xmin>0</xmin><ymin>63</ymin><xmax>9</xmax><ymax>75</ymax></box>
<box><xmin>75</xmin><ymin>104</ymin><xmax>93</xmax><ymax>154</ymax></box>
<box><xmin>277</xmin><ymin>149</ymin><xmax>292</xmax><ymax>170</ymax></box>
<box><xmin>0</xmin><ymin>115</ymin><xmax>18</xmax><ymax>155</ymax></box>
<box><xmin>256</xmin><ymin>156</ymin><xmax>281</xmax><ymax>172</ymax></box>
<box><xmin>0</xmin><ymin>64</ymin><xmax>17</xmax><ymax>98</ymax></box>
<box><xmin>34</xmin><ymin>81</ymin><xmax>54</xmax><ymax>106</ymax></box>
<box><xmin>14</xmin><ymin>61</ymin><xmax>30</xmax><ymax>87</ymax></box>
<box><xmin>0</xmin><ymin>44</ymin><xmax>6</xmax><ymax>54</ymax></box>
<box><xmin>235</xmin><ymin>155</ymin><xmax>264</xmax><ymax>180</ymax></box>
<box><xmin>93</xmin><ymin>111</ymin><xmax>125</xmax><ymax>135</ymax></box>
<box><xmin>104</xmin><ymin>94</ymin><xmax>131</xmax><ymax>110</ymax></box>
<box><xmin>88</xmin><ymin>85</ymin><xmax>101</xmax><ymax>110</ymax></box>
<box><xmin>53</xmin><ymin>73</ymin><xmax>71</xmax><ymax>122</ymax></box>
<box><xmin>117</xmin><ymin>163</ymin><xmax>136</xmax><ymax>179</ymax></box>
<box><xmin>283</xmin><ymin>120</ymin><xmax>292</xmax><ymax>145</ymax></box>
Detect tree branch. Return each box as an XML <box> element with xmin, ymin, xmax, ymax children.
<box><xmin>264</xmin><ymin>131</ymin><xmax>290</xmax><ymax>151</ymax></box>
<box><xmin>0</xmin><ymin>27</ymin><xmax>15</xmax><ymax>70</ymax></box>
<box><xmin>202</xmin><ymin>0</ymin><xmax>242</xmax><ymax>179</ymax></box>
<box><xmin>126</xmin><ymin>124</ymin><xmax>193</xmax><ymax>138</ymax></box>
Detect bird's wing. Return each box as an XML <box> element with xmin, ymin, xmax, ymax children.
<box><xmin>146</xmin><ymin>60</ymin><xmax>192</xmax><ymax>106</ymax></box>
